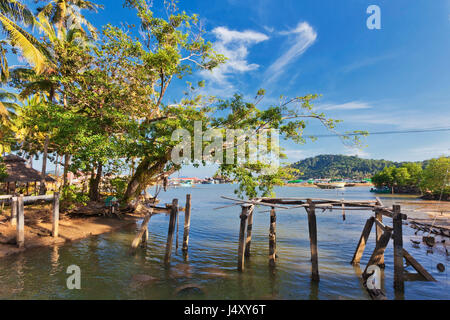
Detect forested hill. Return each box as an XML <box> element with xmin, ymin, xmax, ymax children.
<box><xmin>290</xmin><ymin>154</ymin><xmax>416</xmax><ymax>179</ymax></box>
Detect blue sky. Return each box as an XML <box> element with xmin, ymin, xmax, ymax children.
<box><xmin>9</xmin><ymin>0</ymin><xmax>450</xmax><ymax>177</ymax></box>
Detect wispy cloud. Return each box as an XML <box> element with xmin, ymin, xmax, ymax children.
<box><xmin>318</xmin><ymin>101</ymin><xmax>373</xmax><ymax>111</ymax></box>
<box><xmin>345</xmin><ymin>146</ymin><xmax>370</xmax><ymax>158</ymax></box>
<box><xmin>264</xmin><ymin>22</ymin><xmax>317</xmax><ymax>84</ymax></box>
<box><xmin>340</xmin><ymin>53</ymin><xmax>398</xmax><ymax>74</ymax></box>
<box><xmin>344</xmin><ymin>111</ymin><xmax>450</xmax><ymax>129</ymax></box>
<box><xmin>200</xmin><ymin>27</ymin><xmax>269</xmax><ymax>86</ymax></box>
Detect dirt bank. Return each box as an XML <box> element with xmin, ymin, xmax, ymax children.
<box><xmin>0</xmin><ymin>203</ymin><xmax>141</xmax><ymax>259</ymax></box>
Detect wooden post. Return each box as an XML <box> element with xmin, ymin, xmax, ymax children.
<box><xmin>16</xmin><ymin>194</ymin><xmax>24</xmax><ymax>248</ymax></box>
<box><xmin>375</xmin><ymin>209</ymin><xmax>384</xmax><ymax>267</ymax></box>
<box><xmin>351</xmin><ymin>217</ymin><xmax>375</xmax><ymax>265</ymax></box>
<box><xmin>269</xmin><ymin>207</ymin><xmax>277</xmax><ymax>267</ymax></box>
<box><xmin>131</xmin><ymin>212</ymin><xmax>152</xmax><ymax>252</ymax></box>
<box><xmin>363</xmin><ymin>230</ymin><xmax>391</xmax><ymax>276</ymax></box>
<box><xmin>244</xmin><ymin>205</ymin><xmax>254</xmax><ymax>257</ymax></box>
<box><xmin>393</xmin><ymin>204</ymin><xmax>404</xmax><ymax>292</ymax></box>
<box><xmin>182</xmin><ymin>194</ymin><xmax>192</xmax><ymax>252</ymax></box>
<box><xmin>10</xmin><ymin>196</ymin><xmax>17</xmax><ymax>226</ymax></box>
<box><xmin>306</xmin><ymin>199</ymin><xmax>319</xmax><ymax>281</ymax></box>
<box><xmin>164</xmin><ymin>199</ymin><xmax>178</xmax><ymax>265</ymax></box>
<box><xmin>341</xmin><ymin>201</ymin><xmax>346</xmax><ymax>221</ymax></box>
<box><xmin>237</xmin><ymin>205</ymin><xmax>249</xmax><ymax>272</ymax></box>
<box><xmin>52</xmin><ymin>192</ymin><xmax>60</xmax><ymax>238</ymax></box>
<box><xmin>142</xmin><ymin>228</ymin><xmax>148</xmax><ymax>246</ymax></box>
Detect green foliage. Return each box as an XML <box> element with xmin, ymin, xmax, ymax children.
<box><xmin>0</xmin><ymin>156</ymin><xmax>7</xmax><ymax>181</ymax></box>
<box><xmin>372</xmin><ymin>156</ymin><xmax>449</xmax><ymax>196</ymax></box>
<box><xmin>60</xmin><ymin>184</ymin><xmax>89</xmax><ymax>209</ymax></box>
<box><xmin>420</xmin><ymin>157</ymin><xmax>450</xmax><ymax>195</ymax></box>
<box><xmin>291</xmin><ymin>154</ymin><xmax>400</xmax><ymax>179</ymax></box>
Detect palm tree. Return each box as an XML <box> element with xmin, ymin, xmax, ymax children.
<box><xmin>36</xmin><ymin>0</ymin><xmax>101</xmax><ymax>38</ymax></box>
<box><xmin>0</xmin><ymin>0</ymin><xmax>52</xmax><ymax>79</ymax></box>
<box><xmin>14</xmin><ymin>13</ymin><xmax>91</xmax><ymax>194</ymax></box>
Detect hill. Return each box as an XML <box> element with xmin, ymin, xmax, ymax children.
<box><xmin>289</xmin><ymin>154</ymin><xmax>418</xmax><ymax>179</ymax></box>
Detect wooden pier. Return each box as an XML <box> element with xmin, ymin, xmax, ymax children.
<box><xmin>130</xmin><ymin>194</ymin><xmax>192</xmax><ymax>266</ymax></box>
<box><xmin>0</xmin><ymin>193</ymin><xmax>60</xmax><ymax>248</ymax></box>
<box><xmin>219</xmin><ymin>196</ymin><xmax>436</xmax><ymax>299</ymax></box>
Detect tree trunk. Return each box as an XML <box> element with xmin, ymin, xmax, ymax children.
<box><xmin>39</xmin><ymin>135</ymin><xmax>50</xmax><ymax>195</ymax></box>
<box><xmin>89</xmin><ymin>162</ymin><xmax>103</xmax><ymax>201</ymax></box>
<box><xmin>63</xmin><ymin>153</ymin><xmax>70</xmax><ymax>187</ymax></box>
<box><xmin>123</xmin><ymin>154</ymin><xmax>175</xmax><ymax>205</ymax></box>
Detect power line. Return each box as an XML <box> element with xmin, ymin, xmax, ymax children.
<box><xmin>306</xmin><ymin>127</ymin><xmax>450</xmax><ymax>138</ymax></box>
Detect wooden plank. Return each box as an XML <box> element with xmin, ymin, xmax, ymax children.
<box><xmin>268</xmin><ymin>207</ymin><xmax>277</xmax><ymax>267</ymax></box>
<box><xmin>221</xmin><ymin>196</ymin><xmax>290</xmax><ymax>209</ymax></box>
<box><xmin>131</xmin><ymin>211</ymin><xmax>153</xmax><ymax>252</ymax></box>
<box><xmin>403</xmin><ymin>249</ymin><xmax>436</xmax><ymax>281</ymax></box>
<box><xmin>244</xmin><ymin>205</ymin><xmax>254</xmax><ymax>257</ymax></box>
<box><xmin>393</xmin><ymin>205</ymin><xmax>404</xmax><ymax>291</ymax></box>
<box><xmin>182</xmin><ymin>194</ymin><xmax>192</xmax><ymax>252</ymax></box>
<box><xmin>164</xmin><ymin>199</ymin><xmax>178</xmax><ymax>265</ymax></box>
<box><xmin>16</xmin><ymin>194</ymin><xmax>24</xmax><ymax>248</ymax></box>
<box><xmin>363</xmin><ymin>229</ymin><xmax>392</xmax><ymax>276</ymax></box>
<box><xmin>351</xmin><ymin>217</ymin><xmax>375</xmax><ymax>265</ymax></box>
<box><xmin>375</xmin><ymin>210</ymin><xmax>386</xmax><ymax>267</ymax></box>
<box><xmin>52</xmin><ymin>192</ymin><xmax>60</xmax><ymax>237</ymax></box>
<box><xmin>10</xmin><ymin>196</ymin><xmax>17</xmax><ymax>226</ymax></box>
<box><xmin>306</xmin><ymin>199</ymin><xmax>319</xmax><ymax>281</ymax></box>
<box><xmin>237</xmin><ymin>205</ymin><xmax>249</xmax><ymax>271</ymax></box>
<box><xmin>23</xmin><ymin>194</ymin><xmax>54</xmax><ymax>203</ymax></box>
<box><xmin>375</xmin><ymin>197</ymin><xmax>384</xmax><ymax>207</ymax></box>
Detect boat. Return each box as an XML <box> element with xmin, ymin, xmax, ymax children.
<box><xmin>315</xmin><ymin>182</ymin><xmax>346</xmax><ymax>189</ymax></box>
<box><xmin>370</xmin><ymin>186</ymin><xmax>391</xmax><ymax>194</ymax></box>
<box><xmin>180</xmin><ymin>181</ymin><xmax>193</xmax><ymax>187</ymax></box>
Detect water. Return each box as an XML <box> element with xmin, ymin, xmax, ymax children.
<box><xmin>0</xmin><ymin>185</ymin><xmax>448</xmax><ymax>300</ymax></box>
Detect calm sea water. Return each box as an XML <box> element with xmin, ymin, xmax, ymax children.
<box><xmin>0</xmin><ymin>185</ymin><xmax>448</xmax><ymax>300</ymax></box>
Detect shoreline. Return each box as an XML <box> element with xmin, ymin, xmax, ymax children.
<box><xmin>0</xmin><ymin>206</ymin><xmax>141</xmax><ymax>259</ymax></box>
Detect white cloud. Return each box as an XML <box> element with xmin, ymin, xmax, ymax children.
<box><xmin>345</xmin><ymin>147</ymin><xmax>370</xmax><ymax>158</ymax></box>
<box><xmin>318</xmin><ymin>101</ymin><xmax>373</xmax><ymax>111</ymax></box>
<box><xmin>200</xmin><ymin>27</ymin><xmax>269</xmax><ymax>86</ymax></box>
<box><xmin>264</xmin><ymin>22</ymin><xmax>317</xmax><ymax>84</ymax></box>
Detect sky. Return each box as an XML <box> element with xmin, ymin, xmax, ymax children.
<box><xmin>9</xmin><ymin>0</ymin><xmax>450</xmax><ymax>177</ymax></box>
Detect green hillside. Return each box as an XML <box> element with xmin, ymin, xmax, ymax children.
<box><xmin>289</xmin><ymin>154</ymin><xmax>420</xmax><ymax>179</ymax></box>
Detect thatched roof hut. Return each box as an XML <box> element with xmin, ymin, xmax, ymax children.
<box><xmin>3</xmin><ymin>154</ymin><xmax>55</xmax><ymax>183</ymax></box>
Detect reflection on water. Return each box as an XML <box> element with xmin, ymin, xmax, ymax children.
<box><xmin>0</xmin><ymin>185</ymin><xmax>448</xmax><ymax>300</ymax></box>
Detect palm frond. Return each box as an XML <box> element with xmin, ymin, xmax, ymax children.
<box><xmin>0</xmin><ymin>14</ymin><xmax>51</xmax><ymax>74</ymax></box>
<box><xmin>0</xmin><ymin>0</ymin><xmax>35</xmax><ymax>26</ymax></box>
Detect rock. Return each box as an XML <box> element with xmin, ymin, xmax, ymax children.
<box><xmin>129</xmin><ymin>274</ymin><xmax>158</xmax><ymax>289</ymax></box>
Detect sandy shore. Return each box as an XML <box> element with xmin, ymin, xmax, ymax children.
<box><xmin>0</xmin><ymin>203</ymin><xmax>140</xmax><ymax>259</ymax></box>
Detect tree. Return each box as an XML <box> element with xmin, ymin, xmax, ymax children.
<box><xmin>421</xmin><ymin>156</ymin><xmax>450</xmax><ymax>195</ymax></box>
<box><xmin>0</xmin><ymin>0</ymin><xmax>52</xmax><ymax>81</ymax></box>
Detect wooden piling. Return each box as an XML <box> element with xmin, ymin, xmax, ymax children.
<box><xmin>393</xmin><ymin>204</ymin><xmax>404</xmax><ymax>292</ymax></box>
<box><xmin>244</xmin><ymin>205</ymin><xmax>254</xmax><ymax>257</ymax></box>
<box><xmin>306</xmin><ymin>199</ymin><xmax>319</xmax><ymax>281</ymax></box>
<box><xmin>375</xmin><ymin>209</ymin><xmax>384</xmax><ymax>267</ymax></box>
<box><xmin>269</xmin><ymin>207</ymin><xmax>277</xmax><ymax>267</ymax></box>
<box><xmin>341</xmin><ymin>202</ymin><xmax>346</xmax><ymax>221</ymax></box>
<box><xmin>164</xmin><ymin>199</ymin><xmax>178</xmax><ymax>265</ymax></box>
<box><xmin>363</xmin><ymin>229</ymin><xmax>391</xmax><ymax>276</ymax></box>
<box><xmin>10</xmin><ymin>196</ymin><xmax>17</xmax><ymax>226</ymax></box>
<box><xmin>182</xmin><ymin>194</ymin><xmax>192</xmax><ymax>252</ymax></box>
<box><xmin>351</xmin><ymin>217</ymin><xmax>375</xmax><ymax>265</ymax></box>
<box><xmin>52</xmin><ymin>192</ymin><xmax>60</xmax><ymax>238</ymax></box>
<box><xmin>237</xmin><ymin>205</ymin><xmax>249</xmax><ymax>272</ymax></box>
<box><xmin>16</xmin><ymin>194</ymin><xmax>24</xmax><ymax>248</ymax></box>
<box><xmin>131</xmin><ymin>211</ymin><xmax>152</xmax><ymax>252</ymax></box>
